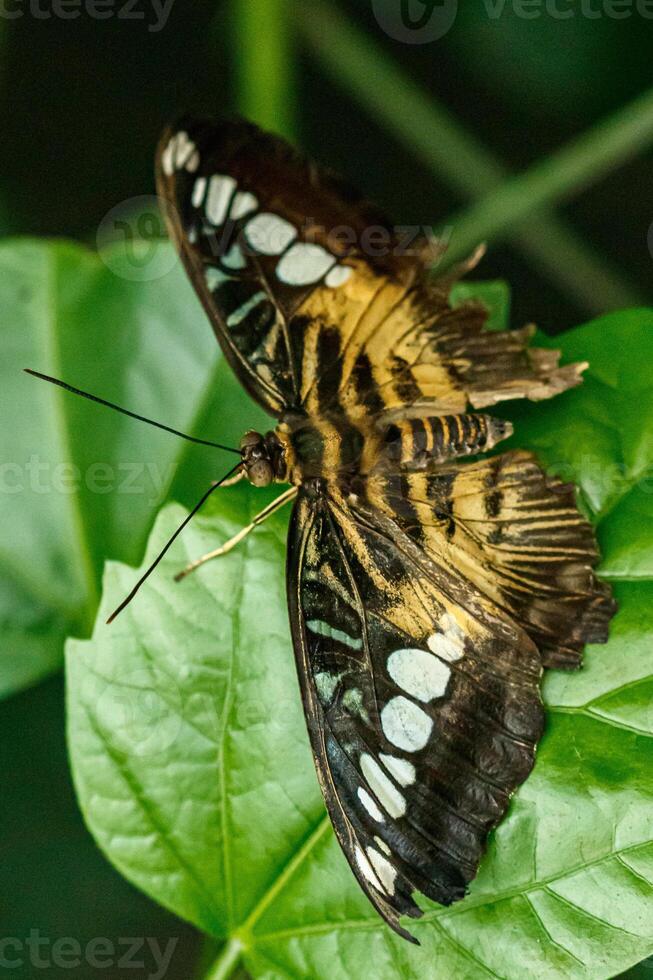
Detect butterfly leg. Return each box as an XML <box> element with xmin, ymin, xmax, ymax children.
<box><xmin>217</xmin><ymin>466</ymin><xmax>245</xmax><ymax>488</ymax></box>
<box><xmin>174</xmin><ymin>485</ymin><xmax>298</xmax><ymax>581</ymax></box>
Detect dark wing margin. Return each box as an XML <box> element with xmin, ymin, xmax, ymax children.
<box><xmin>156</xmin><ymin>116</ymin><xmax>588</xmax><ymax>424</ymax></box>
<box><xmin>287</xmin><ymin>487</ymin><xmax>545</xmax><ymax>941</ymax></box>
<box><xmin>155</xmin><ymin>116</ymin><xmax>416</xmax><ymax>417</ymax></box>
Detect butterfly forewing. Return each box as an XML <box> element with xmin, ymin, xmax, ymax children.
<box><xmin>155</xmin><ymin>118</ymin><xmax>410</xmax><ymax>415</ymax></box>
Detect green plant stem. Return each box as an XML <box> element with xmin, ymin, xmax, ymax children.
<box><xmin>200</xmin><ymin>816</ymin><xmax>331</xmax><ymax>978</ymax></box>
<box><xmin>297</xmin><ymin>0</ymin><xmax>647</xmax><ymax>314</ymax></box>
<box><xmin>203</xmin><ymin>937</ymin><xmax>243</xmax><ymax>980</ymax></box>
<box><xmin>445</xmin><ymin>86</ymin><xmax>653</xmax><ymax>264</ymax></box>
<box><xmin>232</xmin><ymin>0</ymin><xmax>296</xmax><ymax>140</ymax></box>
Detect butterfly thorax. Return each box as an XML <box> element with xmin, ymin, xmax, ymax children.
<box><xmin>276</xmin><ymin>410</ymin><xmax>384</xmax><ymax>488</ymax></box>
<box><xmin>241</xmin><ymin>411</ymin><xmax>381</xmax><ymax>489</ymax></box>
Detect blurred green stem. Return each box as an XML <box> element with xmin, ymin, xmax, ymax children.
<box><xmin>297</xmin><ymin>0</ymin><xmax>646</xmax><ymax>314</ymax></box>
<box><xmin>446</xmin><ymin>86</ymin><xmax>653</xmax><ymax>264</ymax></box>
<box><xmin>232</xmin><ymin>0</ymin><xmax>296</xmax><ymax>140</ymax></box>
<box><xmin>203</xmin><ymin>937</ymin><xmax>242</xmax><ymax>980</ymax></box>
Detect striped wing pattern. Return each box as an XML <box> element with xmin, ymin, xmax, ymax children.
<box><xmin>288</xmin><ymin>487</ymin><xmax>544</xmax><ymax>940</ymax></box>
<box><xmin>296</xmin><ymin>259</ymin><xmax>587</xmax><ymax>422</ymax></box>
<box><xmin>156</xmin><ymin>117</ymin><xmax>616</xmax><ymax>942</ymax></box>
<box><xmin>156</xmin><ymin>117</ymin><xmax>407</xmax><ymax>415</ymax></box>
<box><xmin>365</xmin><ymin>449</ymin><xmax>615</xmax><ymax>670</ymax></box>
<box><xmin>156</xmin><ymin>118</ymin><xmax>585</xmax><ymax>421</ymax></box>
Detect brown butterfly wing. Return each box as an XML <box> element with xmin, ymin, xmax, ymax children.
<box><xmin>287</xmin><ymin>486</ymin><xmax>545</xmax><ymax>942</ymax></box>
<box><xmin>157</xmin><ymin>118</ymin><xmax>615</xmax><ymax>941</ymax></box>
<box><xmin>156</xmin><ymin>117</ymin><xmax>584</xmax><ymax>423</ymax></box>
<box><xmin>155</xmin><ymin>116</ymin><xmax>415</xmax><ymax>415</ymax></box>
<box><xmin>364</xmin><ymin>442</ymin><xmax>616</xmax><ymax>670</ymax></box>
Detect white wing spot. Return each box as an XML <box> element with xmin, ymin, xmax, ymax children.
<box><xmin>226</xmin><ymin>290</ymin><xmax>267</xmax><ymax>328</ymax></box>
<box><xmin>381</xmin><ymin>696</ymin><xmax>433</xmax><ymax>753</ymax></box>
<box><xmin>161</xmin><ymin>140</ymin><xmax>175</xmax><ymax>176</ymax></box>
<box><xmin>306</xmin><ymin>619</ymin><xmax>362</xmax><ymax>651</ymax></box>
<box><xmin>357</xmin><ymin>787</ymin><xmax>384</xmax><ymax>823</ymax></box>
<box><xmin>360</xmin><ymin>753</ymin><xmax>406</xmax><ymax>818</ymax></box>
<box><xmin>313</xmin><ymin>671</ymin><xmax>342</xmax><ymax>705</ymax></box>
<box><xmin>244</xmin><ymin>212</ymin><xmax>297</xmax><ymax>255</ymax></box>
<box><xmin>230</xmin><ymin>190</ymin><xmax>258</xmax><ymax>220</ymax></box>
<box><xmin>173</xmin><ymin>131</ymin><xmax>193</xmax><ymax>169</ymax></box>
<box><xmin>205</xmin><ymin>267</ymin><xmax>227</xmax><ymax>292</ymax></box>
<box><xmin>342</xmin><ymin>688</ymin><xmax>369</xmax><ymax>724</ymax></box>
<box><xmin>222</xmin><ymin>243</ymin><xmax>247</xmax><ymax>270</ymax></box>
<box><xmin>276</xmin><ymin>242</ymin><xmax>335</xmax><ymax>285</ymax></box>
<box><xmin>355</xmin><ymin>846</ymin><xmax>385</xmax><ymax>893</ymax></box>
<box><xmin>191</xmin><ymin>177</ymin><xmax>207</xmax><ymax>208</ymax></box>
<box><xmin>441</xmin><ymin>612</ymin><xmax>465</xmax><ymax>642</ymax></box>
<box><xmin>387</xmin><ymin>647</ymin><xmax>451</xmax><ymax>702</ymax></box>
<box><xmin>428</xmin><ymin>631</ymin><xmax>464</xmax><ymax>663</ymax></box>
<box><xmin>162</xmin><ymin>131</ymin><xmax>199</xmax><ymax>175</ymax></box>
<box><xmin>379</xmin><ymin>753</ymin><xmax>416</xmax><ymax>787</ymax></box>
<box><xmin>366</xmin><ymin>847</ymin><xmax>397</xmax><ymax>895</ymax></box>
<box><xmin>325</xmin><ymin>264</ymin><xmax>353</xmax><ymax>288</ymax></box>
<box><xmin>206</xmin><ymin>174</ymin><xmax>237</xmax><ymax>226</ymax></box>
<box><xmin>374</xmin><ymin>836</ymin><xmax>391</xmax><ymax>856</ymax></box>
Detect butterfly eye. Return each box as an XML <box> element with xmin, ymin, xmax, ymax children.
<box><xmin>247</xmin><ymin>459</ymin><xmax>273</xmax><ymax>487</ymax></box>
<box><xmin>240</xmin><ymin>430</ymin><xmax>264</xmax><ymax>451</ymax></box>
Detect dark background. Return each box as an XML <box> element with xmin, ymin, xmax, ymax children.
<box><xmin>2</xmin><ymin>1</ymin><xmax>652</xmax><ymax>977</ymax></box>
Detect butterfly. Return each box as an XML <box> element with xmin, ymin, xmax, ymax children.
<box><xmin>155</xmin><ymin>118</ymin><xmax>616</xmax><ymax>943</ymax></box>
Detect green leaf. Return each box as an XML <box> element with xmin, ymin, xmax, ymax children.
<box><xmin>67</xmin><ymin>309</ymin><xmax>653</xmax><ymax>977</ymax></box>
<box><xmin>0</xmin><ymin>238</ymin><xmax>268</xmax><ymax>698</ymax></box>
<box><xmin>450</xmin><ymin>279</ymin><xmax>511</xmax><ymax>331</ymax></box>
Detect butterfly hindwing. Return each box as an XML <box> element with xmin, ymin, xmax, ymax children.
<box><xmin>287</xmin><ymin>486</ymin><xmax>545</xmax><ymax>941</ymax></box>
<box><xmin>365</xmin><ymin>443</ymin><xmax>616</xmax><ymax>669</ymax></box>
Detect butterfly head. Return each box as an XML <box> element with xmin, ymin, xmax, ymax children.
<box><xmin>240</xmin><ymin>430</ymin><xmax>286</xmax><ymax>486</ymax></box>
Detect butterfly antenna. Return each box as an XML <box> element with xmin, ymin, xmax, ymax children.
<box><xmin>24</xmin><ymin>369</ymin><xmax>240</xmax><ymax>454</ymax></box>
<box><xmin>106</xmin><ymin>461</ymin><xmax>242</xmax><ymax>624</ymax></box>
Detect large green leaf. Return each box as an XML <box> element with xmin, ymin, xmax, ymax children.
<box><xmin>0</xmin><ymin>238</ymin><xmax>268</xmax><ymax>698</ymax></box>
<box><xmin>67</xmin><ymin>310</ymin><xmax>653</xmax><ymax>978</ymax></box>
<box><xmin>0</xmin><ymin>240</ymin><xmax>503</xmax><ymax>702</ymax></box>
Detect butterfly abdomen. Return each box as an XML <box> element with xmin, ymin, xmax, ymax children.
<box><xmin>381</xmin><ymin>413</ymin><xmax>513</xmax><ymax>470</ymax></box>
